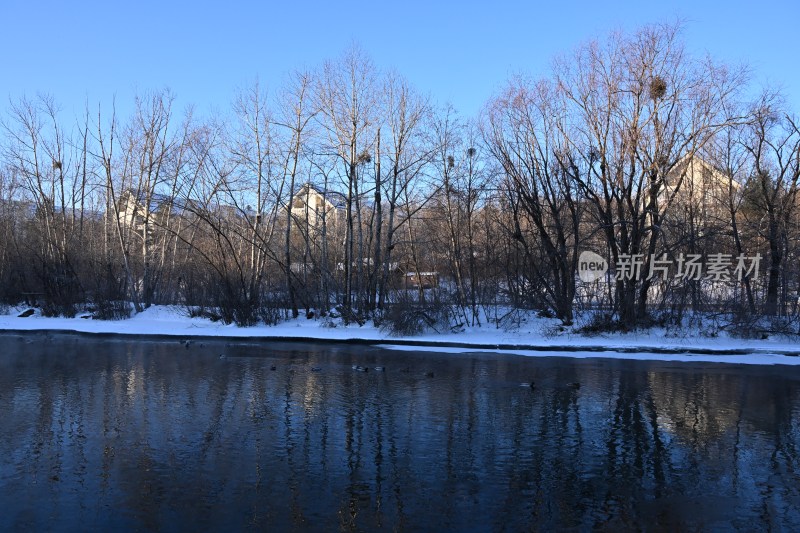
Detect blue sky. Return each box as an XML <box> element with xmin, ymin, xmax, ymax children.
<box><xmin>2</xmin><ymin>0</ymin><xmax>798</xmax><ymax>121</ymax></box>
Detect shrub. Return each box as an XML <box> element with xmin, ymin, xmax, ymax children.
<box><xmin>379</xmin><ymin>299</ymin><xmax>456</xmax><ymax>337</ymax></box>
<box><xmin>257</xmin><ymin>296</ymin><xmax>282</xmax><ymax>326</ymax></box>
<box><xmin>41</xmin><ymin>300</ymin><xmax>77</xmax><ymax>318</ymax></box>
<box><xmin>187</xmin><ymin>306</ymin><xmax>222</xmax><ymax>322</ymax></box>
<box><xmin>576</xmin><ymin>312</ymin><xmax>629</xmax><ymax>335</ymax></box>
<box><xmin>496</xmin><ymin>307</ymin><xmax>527</xmax><ymax>331</ymax></box>
<box><xmin>93</xmin><ymin>300</ymin><xmax>133</xmax><ymax>320</ymax></box>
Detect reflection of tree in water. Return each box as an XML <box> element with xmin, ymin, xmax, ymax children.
<box><xmin>644</xmin><ymin>367</ymin><xmax>800</xmax><ymax>528</ymax></box>
<box><xmin>2</xmin><ymin>338</ymin><xmax>800</xmax><ymax>530</ymax></box>
<box><xmin>648</xmin><ymin>370</ymin><xmax>745</xmax><ymax>443</ymax></box>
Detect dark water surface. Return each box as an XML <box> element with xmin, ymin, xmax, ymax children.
<box><xmin>1</xmin><ymin>333</ymin><xmax>799</xmax><ymax>531</ymax></box>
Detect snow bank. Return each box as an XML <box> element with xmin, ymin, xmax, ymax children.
<box><xmin>1</xmin><ymin>305</ymin><xmax>798</xmax><ymax>365</ymax></box>
<box><xmin>375</xmin><ymin>344</ymin><xmax>800</xmax><ymax>366</ymax></box>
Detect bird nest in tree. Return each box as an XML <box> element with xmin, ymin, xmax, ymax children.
<box><xmin>649</xmin><ymin>76</ymin><xmax>667</xmax><ymax>100</ymax></box>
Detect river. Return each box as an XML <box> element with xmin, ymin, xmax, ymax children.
<box><xmin>1</xmin><ymin>333</ymin><xmax>799</xmax><ymax>531</ymax></box>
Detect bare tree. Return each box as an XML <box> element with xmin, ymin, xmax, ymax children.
<box><xmin>94</xmin><ymin>99</ymin><xmax>144</xmax><ymax>313</ymax></box>
<box><xmin>115</xmin><ymin>90</ymin><xmax>192</xmax><ymax>308</ymax></box>
<box><xmin>485</xmin><ymin>77</ymin><xmax>582</xmax><ymax>324</ymax></box>
<box><xmin>1</xmin><ymin>95</ymin><xmax>90</xmax><ymax>315</ymax></box>
<box><xmin>230</xmin><ymin>81</ymin><xmax>272</xmax><ymax>275</ymax></box>
<box><xmin>741</xmin><ymin>97</ymin><xmax>800</xmax><ymax>315</ymax></box>
<box><xmin>275</xmin><ymin>71</ymin><xmax>316</xmax><ymax>317</ymax></box>
<box><xmin>377</xmin><ymin>73</ymin><xmax>432</xmax><ymax>311</ymax></box>
<box><xmin>315</xmin><ymin>45</ymin><xmax>380</xmax><ymax>320</ymax></box>
<box><xmin>554</xmin><ymin>22</ymin><xmax>745</xmax><ymax>327</ymax></box>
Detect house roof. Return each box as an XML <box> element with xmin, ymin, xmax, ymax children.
<box><xmin>126</xmin><ymin>190</ymin><xmax>182</xmax><ymax>214</ymax></box>
<box><xmin>123</xmin><ymin>189</ymin><xmax>257</xmax><ymax>221</ymax></box>
<box><xmin>295</xmin><ymin>183</ymin><xmax>347</xmax><ymax>209</ymax></box>
<box><xmin>669</xmin><ymin>154</ymin><xmax>740</xmax><ymax>189</ymax></box>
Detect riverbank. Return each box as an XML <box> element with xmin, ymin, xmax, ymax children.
<box><xmin>1</xmin><ymin>305</ymin><xmax>799</xmax><ymax>365</ymax></box>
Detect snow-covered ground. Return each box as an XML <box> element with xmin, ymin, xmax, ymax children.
<box><xmin>1</xmin><ymin>305</ymin><xmax>799</xmax><ymax>365</ymax></box>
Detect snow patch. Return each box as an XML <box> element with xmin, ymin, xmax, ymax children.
<box><xmin>1</xmin><ymin>305</ymin><xmax>799</xmax><ymax>365</ymax></box>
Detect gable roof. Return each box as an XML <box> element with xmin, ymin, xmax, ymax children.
<box><xmin>294</xmin><ymin>183</ymin><xmax>347</xmax><ymax>209</ymax></box>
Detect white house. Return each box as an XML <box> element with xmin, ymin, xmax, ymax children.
<box><xmin>664</xmin><ymin>155</ymin><xmax>740</xmax><ymax>217</ymax></box>
<box><xmin>290</xmin><ymin>183</ymin><xmax>346</xmax><ymax>229</ymax></box>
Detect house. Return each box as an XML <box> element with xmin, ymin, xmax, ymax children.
<box><xmin>290</xmin><ymin>261</ymin><xmax>315</xmax><ymax>275</ymax></box>
<box><xmin>664</xmin><ymin>154</ymin><xmax>740</xmax><ymax>224</ymax></box>
<box><xmin>404</xmin><ymin>271</ymin><xmax>439</xmax><ymax>290</ymax></box>
<box><xmin>117</xmin><ymin>190</ymin><xmax>183</xmax><ymax>233</ymax></box>
<box><xmin>290</xmin><ymin>183</ymin><xmax>346</xmax><ymax>229</ymax></box>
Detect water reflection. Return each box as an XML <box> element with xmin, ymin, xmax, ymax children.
<box><xmin>0</xmin><ymin>334</ymin><xmax>799</xmax><ymax>531</ymax></box>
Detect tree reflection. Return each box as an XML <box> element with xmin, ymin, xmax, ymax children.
<box><xmin>1</xmin><ymin>337</ymin><xmax>799</xmax><ymax>531</ymax></box>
